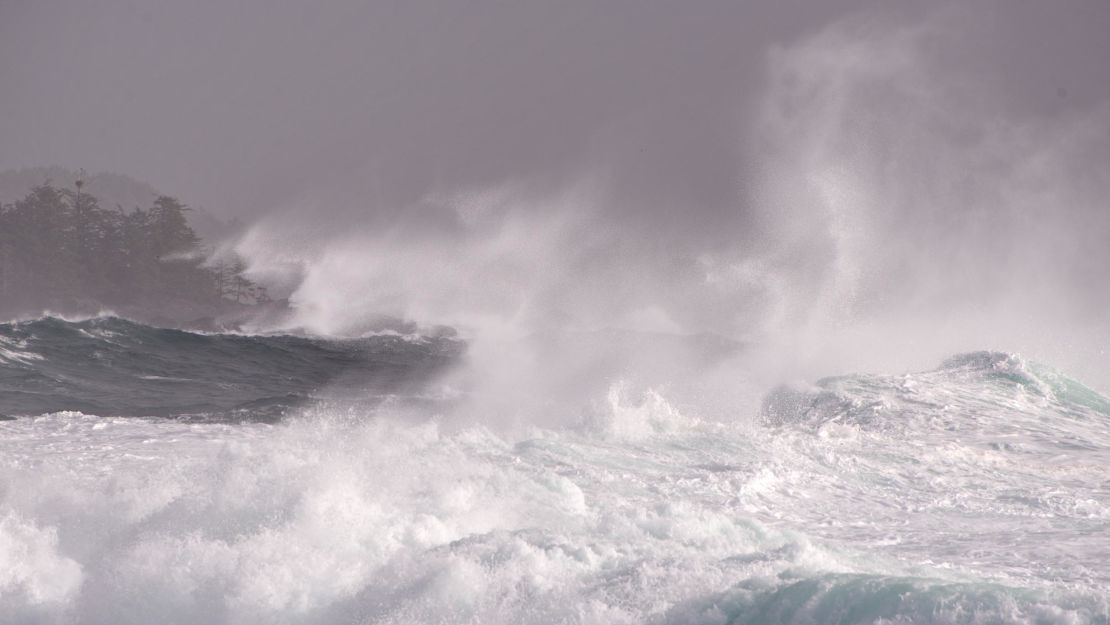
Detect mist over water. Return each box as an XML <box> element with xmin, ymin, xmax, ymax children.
<box><xmin>235</xmin><ymin>10</ymin><xmax>1110</xmax><ymax>402</ymax></box>
<box><xmin>3</xmin><ymin>4</ymin><xmax>1110</xmax><ymax>624</ymax></box>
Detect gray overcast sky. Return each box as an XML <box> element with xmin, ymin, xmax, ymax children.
<box><xmin>3</xmin><ymin>0</ymin><xmax>1110</xmax><ymax>384</ymax></box>
<box><xmin>3</xmin><ymin>1</ymin><xmax>1107</xmax><ymax>218</ymax></box>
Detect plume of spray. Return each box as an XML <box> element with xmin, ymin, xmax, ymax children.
<box><xmin>231</xmin><ymin>9</ymin><xmax>1110</xmax><ymax>429</ymax></box>
<box><xmin>234</xmin><ymin>174</ymin><xmax>755</xmax><ymax>428</ymax></box>
<box><xmin>724</xmin><ymin>11</ymin><xmax>1110</xmax><ymax>386</ymax></box>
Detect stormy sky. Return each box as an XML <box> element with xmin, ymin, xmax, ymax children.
<box><xmin>3</xmin><ymin>0</ymin><xmax>1110</xmax><ymax>383</ymax></box>
<box><xmin>1</xmin><ymin>1</ymin><xmax>1105</xmax><ymax>217</ymax></box>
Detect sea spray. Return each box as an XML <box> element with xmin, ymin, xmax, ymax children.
<box><xmin>1</xmin><ymin>344</ymin><xmax>1107</xmax><ymax>624</ymax></box>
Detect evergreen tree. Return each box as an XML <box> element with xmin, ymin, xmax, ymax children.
<box><xmin>3</xmin><ymin>183</ymin><xmax>76</xmax><ymax>302</ymax></box>
<box><xmin>148</xmin><ymin>196</ymin><xmax>198</xmax><ymax>257</ymax></box>
<box><xmin>62</xmin><ymin>181</ymin><xmax>113</xmax><ymax>299</ymax></box>
<box><xmin>0</xmin><ymin>183</ymin><xmax>268</xmax><ymax>317</ymax></box>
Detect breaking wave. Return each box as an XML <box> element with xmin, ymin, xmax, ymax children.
<box><xmin>0</xmin><ymin>324</ymin><xmax>1107</xmax><ymax>624</ymax></box>
<box><xmin>0</xmin><ymin>316</ymin><xmax>462</xmax><ymax>421</ymax></box>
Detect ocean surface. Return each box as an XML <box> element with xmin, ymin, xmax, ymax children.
<box><xmin>1</xmin><ymin>316</ymin><xmax>1107</xmax><ymax>624</ymax></box>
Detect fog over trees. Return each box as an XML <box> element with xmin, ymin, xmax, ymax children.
<box><xmin>0</xmin><ymin>177</ymin><xmax>268</xmax><ymax>324</ymax></box>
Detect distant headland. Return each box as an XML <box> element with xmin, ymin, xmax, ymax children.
<box><xmin>0</xmin><ymin>167</ymin><xmax>284</xmax><ymax>330</ymax></box>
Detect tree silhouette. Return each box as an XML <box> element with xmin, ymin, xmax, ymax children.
<box><xmin>0</xmin><ymin>183</ymin><xmax>266</xmax><ymax>318</ymax></box>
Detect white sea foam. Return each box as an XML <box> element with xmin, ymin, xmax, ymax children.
<box><xmin>0</xmin><ymin>513</ymin><xmax>83</xmax><ymax>607</ymax></box>
<box><xmin>0</xmin><ymin>335</ymin><xmax>42</xmax><ymax>365</ymax></box>
<box><xmin>0</xmin><ymin>367</ymin><xmax>1106</xmax><ymax>625</ymax></box>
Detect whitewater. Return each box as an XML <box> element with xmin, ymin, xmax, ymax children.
<box><xmin>1</xmin><ymin>317</ymin><xmax>1107</xmax><ymax>624</ymax></box>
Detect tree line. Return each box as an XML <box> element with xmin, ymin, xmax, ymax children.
<box><xmin>0</xmin><ymin>180</ymin><xmax>267</xmax><ymax>315</ymax></box>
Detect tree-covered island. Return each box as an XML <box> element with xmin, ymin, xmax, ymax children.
<box><xmin>0</xmin><ymin>177</ymin><xmax>276</xmax><ymax>329</ymax></box>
